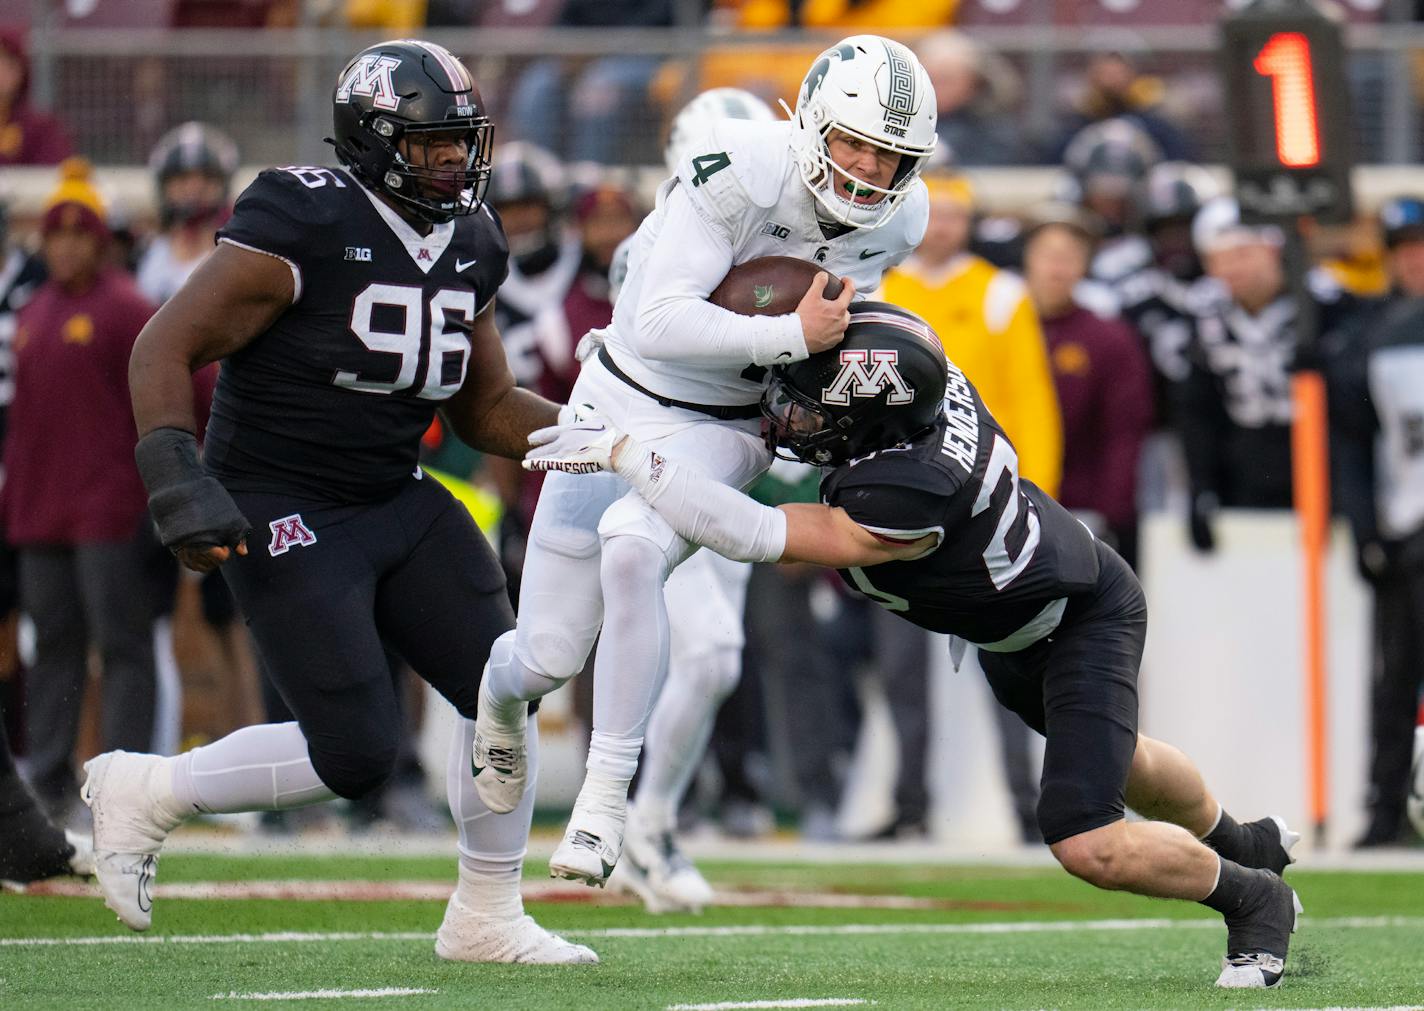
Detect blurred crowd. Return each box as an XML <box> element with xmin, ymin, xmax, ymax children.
<box><xmin>2</xmin><ymin>11</ymin><xmax>1423</xmax><ymax>851</ymax></box>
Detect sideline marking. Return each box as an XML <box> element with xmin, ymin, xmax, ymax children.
<box><xmin>667</xmin><ymin>1001</ymin><xmax>870</xmax><ymax>1010</ymax></box>
<box><xmin>4</xmin><ymin>916</ymin><xmax>1424</xmax><ymax>948</ymax></box>
<box><xmin>21</xmin><ymin>879</ymin><xmax>1072</xmax><ymax>912</ymax></box>
<box><xmin>210</xmin><ymin>988</ymin><xmax>437</xmax><ymax>1001</ymax></box>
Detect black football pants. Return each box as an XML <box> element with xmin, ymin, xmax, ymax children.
<box><xmin>221</xmin><ymin>475</ymin><xmax>512</xmax><ymax>800</ymax></box>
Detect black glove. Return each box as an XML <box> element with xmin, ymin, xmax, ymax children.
<box><xmin>134</xmin><ymin>427</ymin><xmax>251</xmax><ymax>553</ymax></box>
<box><xmin>1188</xmin><ymin>492</ymin><xmax>1218</xmax><ymax>554</ymax></box>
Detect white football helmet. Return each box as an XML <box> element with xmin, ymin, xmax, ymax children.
<box><xmin>787</xmin><ymin>35</ymin><xmax>937</xmax><ymax>229</ymax></box>
<box><xmin>665</xmin><ymin>87</ymin><xmax>776</xmax><ymax>176</ymax></box>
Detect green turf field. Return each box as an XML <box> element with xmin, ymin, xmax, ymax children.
<box><xmin>3</xmin><ymin>851</ymin><xmax>1422</xmax><ymax>1010</ymax></box>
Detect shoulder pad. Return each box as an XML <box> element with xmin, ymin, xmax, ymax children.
<box><xmin>675</xmin><ymin>120</ymin><xmax>793</xmax><ymax>221</ymax></box>
<box><xmin>220</xmin><ymin>167</ymin><xmax>347</xmax><ymax>263</ymax></box>
<box><xmin>827</xmin><ymin>453</ymin><xmax>957</xmax><ymax>534</ymax></box>
<box><xmin>892</xmin><ymin>180</ymin><xmax>930</xmax><ymax>249</ymax></box>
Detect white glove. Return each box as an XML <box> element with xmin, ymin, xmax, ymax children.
<box><xmin>573</xmin><ymin>328</ymin><xmax>607</xmax><ymax>364</ymax></box>
<box><xmin>524</xmin><ymin>417</ymin><xmax>625</xmax><ymax>475</ymax></box>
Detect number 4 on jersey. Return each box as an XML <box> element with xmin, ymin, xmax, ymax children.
<box><xmin>690</xmin><ymin>152</ymin><xmax>731</xmax><ymax>188</ymax></box>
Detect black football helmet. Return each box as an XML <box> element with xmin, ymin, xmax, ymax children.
<box><xmin>763</xmin><ymin>302</ymin><xmax>948</xmax><ymax>467</ymax></box>
<box><xmin>330</xmin><ymin>39</ymin><xmax>493</xmax><ymax>224</ymax></box>
<box><xmin>148</xmin><ymin>121</ymin><xmax>240</xmax><ymax>228</ymax></box>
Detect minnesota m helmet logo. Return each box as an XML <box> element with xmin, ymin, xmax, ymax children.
<box><xmin>336</xmin><ymin>55</ymin><xmax>403</xmax><ymax>111</ymax></box>
<box><xmin>822</xmin><ymin>349</ymin><xmax>914</xmax><ymax>406</ymax></box>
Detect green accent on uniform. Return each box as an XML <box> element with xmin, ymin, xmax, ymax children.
<box><xmin>690</xmin><ymin>151</ymin><xmax>731</xmax><ymax>188</ymax></box>
<box><xmin>753</xmin><ymin>285</ymin><xmax>774</xmax><ymax>309</ymax></box>
<box><xmin>802</xmin><ymin>57</ymin><xmax>831</xmax><ymax>100</ymax></box>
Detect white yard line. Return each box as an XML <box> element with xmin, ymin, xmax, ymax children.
<box><xmin>4</xmin><ymin>915</ymin><xmax>1423</xmax><ymax>949</ymax></box>
<box><xmin>210</xmin><ymin>988</ymin><xmax>437</xmax><ymax>1001</ymax></box>
<box><xmin>666</xmin><ymin>1000</ymin><xmax>870</xmax><ymax>1010</ymax></box>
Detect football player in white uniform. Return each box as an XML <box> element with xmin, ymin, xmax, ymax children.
<box><xmin>610</xmin><ymin>87</ymin><xmax>775</xmax><ymax>914</ymax></box>
<box><xmin>472</xmin><ymin>35</ymin><xmax>937</xmax><ymax>886</ymax></box>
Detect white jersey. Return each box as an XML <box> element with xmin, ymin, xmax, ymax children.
<box><xmin>604</xmin><ymin>119</ymin><xmax>928</xmax><ymax>405</ymax></box>
<box><xmin>137</xmin><ymin>235</ymin><xmax>205</xmax><ymax>306</ymax></box>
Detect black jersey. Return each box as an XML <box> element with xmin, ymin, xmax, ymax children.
<box><xmin>206</xmin><ymin>166</ymin><xmax>509</xmax><ymax>501</ymax></box>
<box><xmin>821</xmin><ymin>359</ymin><xmax>1101</xmax><ymax>648</ymax></box>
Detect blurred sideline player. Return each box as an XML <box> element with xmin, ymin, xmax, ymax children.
<box><xmin>527</xmin><ymin>301</ymin><xmax>1305</xmax><ymax>990</ymax></box>
<box><xmin>609</xmin><ymin>87</ymin><xmax>776</xmax><ymax>914</ymax></box>
<box><xmin>80</xmin><ymin>40</ymin><xmax>595</xmax><ymax>964</ymax></box>
<box><xmin>136</xmin><ymin>121</ymin><xmax>240</xmax><ymax>305</ymax></box>
<box><xmin>473</xmin><ymin>36</ymin><xmax>937</xmax><ymax>887</ymax></box>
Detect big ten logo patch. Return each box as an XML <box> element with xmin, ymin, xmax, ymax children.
<box><xmin>268</xmin><ymin>514</ymin><xmax>317</xmax><ymax>556</ymax></box>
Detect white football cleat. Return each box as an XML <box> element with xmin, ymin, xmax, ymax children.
<box><xmin>549</xmin><ymin>789</ymin><xmax>626</xmax><ymax>887</ymax></box>
<box><xmin>471</xmin><ymin>679</ymin><xmax>527</xmax><ymax>815</ymax></box>
<box><xmin>435</xmin><ymin>890</ymin><xmax>597</xmax><ymax>964</ymax></box>
<box><xmin>81</xmin><ymin>751</ymin><xmax>187</xmax><ymax>932</ymax></box>
<box><xmin>611</xmin><ymin>806</ymin><xmax>713</xmax><ymax>913</ymax></box>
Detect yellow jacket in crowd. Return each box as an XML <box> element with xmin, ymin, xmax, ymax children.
<box><xmin>879</xmin><ymin>254</ymin><xmax>1063</xmax><ymax>497</ymax></box>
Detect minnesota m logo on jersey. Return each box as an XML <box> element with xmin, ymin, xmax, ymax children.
<box><xmin>823</xmin><ymin>349</ymin><xmax>914</xmax><ymax>406</ymax></box>
<box><xmin>335</xmin><ymin>55</ymin><xmax>402</xmax><ymax>111</ymax></box>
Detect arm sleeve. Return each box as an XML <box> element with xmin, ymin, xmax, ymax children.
<box><xmin>999</xmin><ymin>295</ymin><xmax>1063</xmax><ymax>497</ymax></box>
<box><xmin>613</xmin><ymin>441</ymin><xmax>788</xmax><ymax>563</ymax></box>
<box><xmin>627</xmin><ymin>183</ymin><xmax>808</xmax><ymax>368</ymax></box>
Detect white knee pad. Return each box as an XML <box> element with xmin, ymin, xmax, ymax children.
<box><xmin>491</xmin><ymin>627</ymin><xmax>572</xmax><ymax>699</ymax></box>
<box><xmin>597</xmin><ymin>490</ymin><xmax>692</xmax><ymax>572</ymax></box>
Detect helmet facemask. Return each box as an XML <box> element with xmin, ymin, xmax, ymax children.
<box><xmin>368</xmin><ymin>115</ymin><xmax>494</xmax><ymax>224</ymax></box>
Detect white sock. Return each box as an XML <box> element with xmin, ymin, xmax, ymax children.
<box><xmin>448</xmin><ymin>714</ymin><xmax>538</xmax><ymax>920</ymax></box>
<box><xmin>584</xmin><ymin>732</ymin><xmax>644</xmax><ymax>800</ymax></box>
<box><xmin>637</xmin><ymin>646</ymin><xmax>740</xmax><ymax>833</ymax></box>
<box><xmin>169</xmin><ymin>722</ymin><xmax>336</xmax><ymax>815</ymax></box>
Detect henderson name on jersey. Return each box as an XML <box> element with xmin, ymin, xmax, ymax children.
<box><xmin>205</xmin><ymin>165</ymin><xmax>509</xmax><ymax>501</ymax></box>
<box><xmin>601</xmin><ymin>117</ymin><xmax>929</xmax><ymax>407</ymax></box>
<box><xmin>821</xmin><ymin>354</ymin><xmax>1101</xmax><ymax>650</ymax></box>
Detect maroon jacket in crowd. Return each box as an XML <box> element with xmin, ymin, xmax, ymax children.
<box><xmin>1043</xmin><ymin>304</ymin><xmax>1154</xmax><ymax>530</ymax></box>
<box><xmin>1</xmin><ymin>267</ymin><xmax>214</xmax><ymax>545</ymax></box>
<box><xmin>0</xmin><ymin>30</ymin><xmax>72</xmax><ymax>166</ymax></box>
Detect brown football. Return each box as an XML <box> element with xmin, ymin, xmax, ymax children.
<box><xmin>707</xmin><ymin>255</ymin><xmax>844</xmax><ymax>316</ymax></box>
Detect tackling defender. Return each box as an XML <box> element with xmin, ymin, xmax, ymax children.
<box><xmin>526</xmin><ymin>300</ymin><xmax>1303</xmax><ymax>990</ymax></box>
<box><xmin>472</xmin><ymin>36</ymin><xmax>938</xmax><ymax>886</ymax></box>
<box><xmin>80</xmin><ymin>40</ymin><xmax>594</xmax><ymax>964</ymax></box>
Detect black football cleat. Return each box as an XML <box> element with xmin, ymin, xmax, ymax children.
<box><xmin>1215</xmin><ymin>870</ymin><xmax>1302</xmax><ymax>989</ymax></box>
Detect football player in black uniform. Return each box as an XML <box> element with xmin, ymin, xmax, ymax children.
<box><xmin>528</xmin><ymin>301</ymin><xmax>1304</xmax><ymax>989</ymax></box>
<box><xmin>80</xmin><ymin>40</ymin><xmax>596</xmax><ymax>964</ymax></box>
